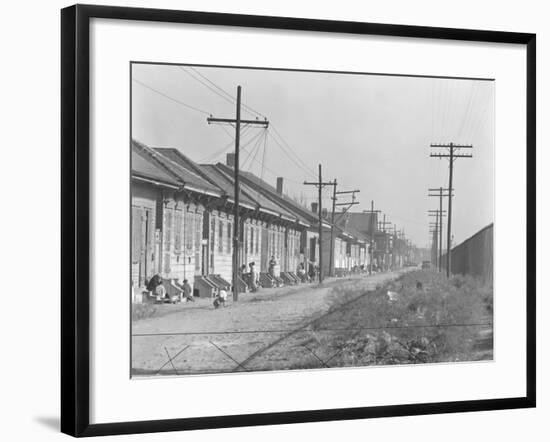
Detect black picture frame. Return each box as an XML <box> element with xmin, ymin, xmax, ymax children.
<box><xmin>61</xmin><ymin>4</ymin><xmax>536</xmax><ymax>437</ymax></box>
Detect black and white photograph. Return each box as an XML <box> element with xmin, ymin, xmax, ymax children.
<box><xmin>130</xmin><ymin>63</ymin><xmax>494</xmax><ymax>377</ymax></box>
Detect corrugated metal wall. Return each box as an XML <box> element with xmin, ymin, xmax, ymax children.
<box><xmin>443</xmin><ymin>223</ymin><xmax>493</xmax><ymax>285</ymax></box>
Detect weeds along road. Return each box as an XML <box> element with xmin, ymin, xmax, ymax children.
<box><xmin>132</xmin><ymin>271</ymin><xmax>404</xmax><ymax>376</ymax></box>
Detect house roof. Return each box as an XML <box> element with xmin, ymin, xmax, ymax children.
<box><xmin>198</xmin><ymin>164</ymin><xmax>258</xmax><ymax>209</ymax></box>
<box><xmin>326</xmin><ymin>212</ymin><xmax>370</xmax><ymax>243</ymax></box>
<box><xmin>153</xmin><ymin>148</ymin><xmax>303</xmax><ymax>222</ymax></box>
<box><xmin>132</xmin><ymin>141</ymin><xmax>181</xmax><ymax>188</ymax></box>
<box><xmin>212</xmin><ymin>164</ymin><xmax>300</xmax><ymax>222</ymax></box>
<box><xmin>334</xmin><ymin>212</ymin><xmax>379</xmax><ymax>237</ymax></box>
<box><xmin>139</xmin><ymin>145</ymin><xmax>369</xmax><ymax>243</ymax></box>
<box><xmin>136</xmin><ymin>144</ymin><xmax>221</xmax><ymax>196</ymax></box>
<box><xmin>232</xmin><ymin>168</ymin><xmax>323</xmax><ymax>228</ymax></box>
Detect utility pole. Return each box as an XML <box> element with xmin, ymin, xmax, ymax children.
<box><xmin>304</xmin><ymin>165</ymin><xmax>336</xmax><ymax>284</ymax></box>
<box><xmin>428</xmin><ymin>187</ymin><xmax>452</xmax><ymax>272</ymax></box>
<box><xmin>430</xmin><ymin>143</ymin><xmax>472</xmax><ymax>277</ymax></box>
<box><xmin>207</xmin><ymin>86</ymin><xmax>269</xmax><ymax>301</ymax></box>
<box><xmin>429</xmin><ymin>224</ymin><xmax>438</xmax><ymax>267</ymax></box>
<box><xmin>329</xmin><ymin>181</ymin><xmax>338</xmax><ymax>278</ymax></box>
<box><xmin>363</xmin><ymin>201</ymin><xmax>381</xmax><ymax>274</ymax></box>
<box><xmin>378</xmin><ymin>214</ymin><xmax>392</xmax><ymax>271</ymax></box>
<box><xmin>428</xmin><ymin>209</ymin><xmax>447</xmax><ymax>270</ymax></box>
<box><xmin>328</xmin><ymin>187</ymin><xmax>360</xmax><ymax>276</ymax></box>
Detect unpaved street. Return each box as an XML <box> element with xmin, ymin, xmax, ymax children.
<box><xmin>132</xmin><ymin>272</ymin><xmax>402</xmax><ymax>376</ymax></box>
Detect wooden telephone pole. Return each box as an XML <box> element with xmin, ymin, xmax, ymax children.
<box><xmin>430</xmin><ymin>143</ymin><xmax>472</xmax><ymax>277</ymax></box>
<box><xmin>428</xmin><ymin>187</ymin><xmax>453</xmax><ymax>272</ymax></box>
<box><xmin>207</xmin><ymin>86</ymin><xmax>269</xmax><ymax>301</ymax></box>
<box><xmin>363</xmin><ymin>201</ymin><xmax>381</xmax><ymax>274</ymax></box>
<box><xmin>329</xmin><ymin>188</ymin><xmax>360</xmax><ymax>276</ymax></box>
<box><xmin>428</xmin><ymin>210</ymin><xmax>446</xmax><ymax>270</ymax></box>
<box><xmin>378</xmin><ymin>214</ymin><xmax>392</xmax><ymax>271</ymax></box>
<box><xmin>304</xmin><ymin>165</ymin><xmax>336</xmax><ymax>284</ymax></box>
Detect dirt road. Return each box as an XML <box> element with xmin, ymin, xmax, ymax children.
<box><xmin>132</xmin><ymin>271</ymin><xmax>402</xmax><ymax>376</ymax></box>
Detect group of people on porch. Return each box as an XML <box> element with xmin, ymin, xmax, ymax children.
<box><xmin>143</xmin><ymin>254</ymin><xmax>320</xmax><ymax>304</ymax></box>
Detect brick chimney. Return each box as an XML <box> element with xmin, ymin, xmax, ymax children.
<box><xmin>311</xmin><ymin>202</ymin><xmax>318</xmax><ymax>214</ymax></box>
<box><xmin>226</xmin><ymin>153</ymin><xmax>235</xmax><ymax>168</ymax></box>
<box><xmin>276</xmin><ymin>177</ymin><xmax>284</xmax><ymax>195</ymax></box>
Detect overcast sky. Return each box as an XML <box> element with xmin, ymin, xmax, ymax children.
<box><xmin>132</xmin><ymin>63</ymin><xmax>494</xmax><ymax>248</ymax></box>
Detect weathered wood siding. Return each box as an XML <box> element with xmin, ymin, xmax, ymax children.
<box><xmin>159</xmin><ymin>197</ymin><xmax>204</xmax><ymax>285</ymax></box>
<box><xmin>209</xmin><ymin>210</ymin><xmax>234</xmax><ymax>282</ymax></box>
<box><xmin>131</xmin><ymin>182</ymin><xmax>159</xmax><ymax>287</ymax></box>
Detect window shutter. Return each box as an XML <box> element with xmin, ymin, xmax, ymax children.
<box><xmin>131</xmin><ymin>206</ymin><xmax>142</xmax><ymax>263</ymax></box>
<box><xmin>194</xmin><ymin>213</ymin><xmax>202</xmax><ymax>271</ymax></box>
<box><xmin>174</xmin><ymin>210</ymin><xmax>182</xmax><ymax>254</ymax></box>
<box><xmin>164</xmin><ymin>208</ymin><xmax>173</xmax><ymax>274</ymax></box>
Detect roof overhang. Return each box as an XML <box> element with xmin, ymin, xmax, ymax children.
<box><xmin>132</xmin><ymin>174</ymin><xmax>180</xmax><ymax>190</ymax></box>
<box><xmin>183</xmin><ymin>183</ymin><xmax>222</xmax><ymax>198</ymax></box>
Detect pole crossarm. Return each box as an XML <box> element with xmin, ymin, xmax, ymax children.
<box><xmin>335</xmin><ymin>201</ymin><xmax>359</xmax><ymax>207</ymax></box>
<box><xmin>335</xmin><ymin>190</ymin><xmax>360</xmax><ymax>195</ymax></box>
<box><xmin>430</xmin><ymin>153</ymin><xmax>473</xmax><ymax>159</ymax></box>
<box><xmin>430</xmin><ymin>143</ymin><xmax>473</xmax><ymax>148</ymax></box>
<box><xmin>207</xmin><ymin>117</ymin><xmax>269</xmax><ymax>127</ymax></box>
<box><xmin>303</xmin><ymin>180</ymin><xmax>336</xmax><ymax>187</ymax></box>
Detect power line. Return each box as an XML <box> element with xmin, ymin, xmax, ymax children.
<box><xmin>269</xmin><ymin>125</ymin><xmax>317</xmax><ymax>178</ymax></box>
<box><xmin>267</xmin><ymin>129</ymin><xmax>317</xmax><ymax>181</ymax></box>
<box><xmin>132</xmin><ymin>78</ymin><xmax>211</xmax><ymax>115</ymax></box>
<box><xmin>197</xmin><ymin>125</ymin><xmax>257</xmax><ymax>163</ymax></box>
<box><xmin>179</xmin><ymin>66</ymin><xmax>239</xmax><ymax>110</ymax></box>
<box><xmin>185</xmin><ymin>66</ymin><xmax>266</xmax><ymax>119</ymax></box>
<box><xmin>242</xmin><ymin>129</ymin><xmax>266</xmax><ymax>170</ymax></box>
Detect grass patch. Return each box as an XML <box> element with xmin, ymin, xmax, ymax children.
<box><xmin>308</xmin><ymin>270</ymin><xmax>493</xmax><ymax>366</ymax></box>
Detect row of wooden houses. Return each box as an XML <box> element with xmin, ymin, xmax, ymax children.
<box><xmin>131</xmin><ymin>139</ymin><xmax>407</xmax><ymax>299</ymax></box>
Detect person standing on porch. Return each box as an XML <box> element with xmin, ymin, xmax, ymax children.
<box><xmin>249</xmin><ymin>262</ymin><xmax>258</xmax><ymax>292</ymax></box>
<box><xmin>182</xmin><ymin>279</ymin><xmax>195</xmax><ymax>302</ymax></box>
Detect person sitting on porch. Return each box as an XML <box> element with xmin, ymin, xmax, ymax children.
<box><xmin>268</xmin><ymin>256</ymin><xmax>277</xmax><ymax>277</ymax></box>
<box><xmin>297</xmin><ymin>263</ymin><xmax>306</xmax><ymax>282</ymax></box>
<box><xmin>308</xmin><ymin>263</ymin><xmax>316</xmax><ymax>281</ymax></box>
<box><xmin>238</xmin><ymin>264</ymin><xmax>247</xmax><ymax>278</ymax></box>
<box><xmin>214</xmin><ymin>288</ymin><xmax>227</xmax><ymax>308</ymax></box>
<box><xmin>146</xmin><ymin>274</ymin><xmax>166</xmax><ymax>301</ymax></box>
